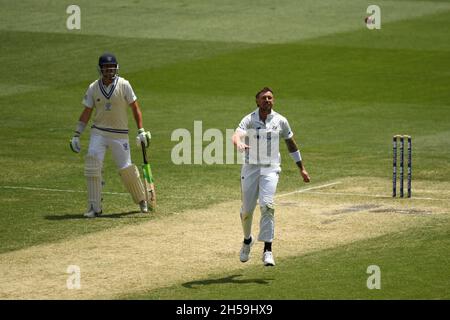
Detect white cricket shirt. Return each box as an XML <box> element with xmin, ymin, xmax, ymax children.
<box><xmin>82</xmin><ymin>76</ymin><xmax>137</xmax><ymax>138</ymax></box>
<box><xmin>236</xmin><ymin>108</ymin><xmax>294</xmax><ymax>166</ymax></box>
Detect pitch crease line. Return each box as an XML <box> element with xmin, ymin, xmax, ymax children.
<box><xmin>2</xmin><ymin>182</ymin><xmax>342</xmax><ymax>199</ymax></box>
<box><xmin>304</xmin><ymin>191</ymin><xmax>450</xmax><ymax>202</ymax></box>
<box><xmin>276</xmin><ymin>181</ymin><xmax>342</xmax><ymax>199</ymax></box>
<box><xmin>0</xmin><ymin>186</ymin><xmax>128</xmax><ymax>195</ymax></box>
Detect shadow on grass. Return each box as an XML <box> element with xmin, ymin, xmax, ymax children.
<box><xmin>44</xmin><ymin>211</ymin><xmax>145</xmax><ymax>220</ymax></box>
<box><xmin>182</xmin><ymin>274</ymin><xmax>273</xmax><ymax>289</ymax></box>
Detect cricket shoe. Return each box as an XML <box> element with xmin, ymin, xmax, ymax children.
<box><xmin>262</xmin><ymin>251</ymin><xmax>275</xmax><ymax>266</ymax></box>
<box><xmin>239</xmin><ymin>236</ymin><xmax>254</xmax><ymax>263</ymax></box>
<box><xmin>139</xmin><ymin>200</ymin><xmax>148</xmax><ymax>213</ymax></box>
<box><xmin>84</xmin><ymin>207</ymin><xmax>102</xmax><ymax>218</ymax></box>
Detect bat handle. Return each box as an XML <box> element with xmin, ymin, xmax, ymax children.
<box><xmin>141</xmin><ymin>141</ymin><xmax>147</xmax><ymax>162</ymax></box>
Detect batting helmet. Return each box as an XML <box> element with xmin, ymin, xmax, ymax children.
<box><xmin>98</xmin><ymin>52</ymin><xmax>119</xmax><ymax>80</ymax></box>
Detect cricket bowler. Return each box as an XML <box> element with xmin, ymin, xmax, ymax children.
<box><xmin>70</xmin><ymin>53</ymin><xmax>152</xmax><ymax>218</ymax></box>
<box><xmin>232</xmin><ymin>87</ymin><xmax>311</xmax><ymax>266</ymax></box>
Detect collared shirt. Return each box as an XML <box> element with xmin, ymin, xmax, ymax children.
<box><xmin>236</xmin><ymin>108</ymin><xmax>294</xmax><ymax>166</ymax></box>
<box><xmin>82</xmin><ymin>77</ymin><xmax>137</xmax><ymax>138</ymax></box>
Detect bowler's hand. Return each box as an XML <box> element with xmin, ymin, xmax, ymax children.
<box><xmin>300</xmin><ymin>169</ymin><xmax>310</xmax><ymax>183</ymax></box>
<box><xmin>237</xmin><ymin>142</ymin><xmax>249</xmax><ymax>153</ymax></box>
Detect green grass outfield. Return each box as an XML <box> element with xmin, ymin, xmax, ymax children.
<box><xmin>0</xmin><ymin>0</ymin><xmax>449</xmax><ymax>299</ymax></box>
<box><xmin>126</xmin><ymin>216</ymin><xmax>450</xmax><ymax>300</ymax></box>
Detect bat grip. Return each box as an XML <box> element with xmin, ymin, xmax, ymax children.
<box><xmin>141</xmin><ymin>141</ymin><xmax>148</xmax><ymax>164</ymax></box>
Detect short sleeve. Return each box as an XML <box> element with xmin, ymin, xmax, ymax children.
<box><xmin>280</xmin><ymin>118</ymin><xmax>294</xmax><ymax>140</ymax></box>
<box><xmin>123</xmin><ymin>80</ymin><xmax>137</xmax><ymax>104</ymax></box>
<box><xmin>236</xmin><ymin>114</ymin><xmax>251</xmax><ymax>134</ymax></box>
<box><xmin>82</xmin><ymin>85</ymin><xmax>94</xmax><ymax>108</ymax></box>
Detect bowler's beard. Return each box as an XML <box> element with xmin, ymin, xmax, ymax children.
<box><xmin>259</xmin><ymin>103</ymin><xmax>272</xmax><ymax>114</ymax></box>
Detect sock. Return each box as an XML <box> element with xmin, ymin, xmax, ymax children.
<box><xmin>244</xmin><ymin>236</ymin><xmax>252</xmax><ymax>245</ymax></box>
<box><xmin>264</xmin><ymin>242</ymin><xmax>272</xmax><ymax>252</ymax></box>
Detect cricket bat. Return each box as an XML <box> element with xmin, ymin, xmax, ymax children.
<box><xmin>141</xmin><ymin>141</ymin><xmax>156</xmax><ymax>210</ymax></box>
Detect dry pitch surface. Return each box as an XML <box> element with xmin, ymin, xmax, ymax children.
<box><xmin>0</xmin><ymin>177</ymin><xmax>448</xmax><ymax>299</ymax></box>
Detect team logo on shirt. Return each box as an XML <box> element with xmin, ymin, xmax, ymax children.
<box><xmin>123</xmin><ymin>143</ymin><xmax>129</xmax><ymax>151</ymax></box>
<box><xmin>105</xmin><ymin>102</ymin><xmax>112</xmax><ymax>111</ymax></box>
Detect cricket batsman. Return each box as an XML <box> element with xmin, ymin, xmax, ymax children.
<box><xmin>232</xmin><ymin>87</ymin><xmax>311</xmax><ymax>266</ymax></box>
<box><xmin>70</xmin><ymin>52</ymin><xmax>151</xmax><ymax>218</ymax></box>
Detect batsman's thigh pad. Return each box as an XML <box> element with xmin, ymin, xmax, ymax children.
<box><xmin>258</xmin><ymin>204</ymin><xmax>275</xmax><ymax>242</ymax></box>
<box><xmin>85</xmin><ymin>155</ymin><xmax>102</xmax><ymax>212</ymax></box>
<box><xmin>119</xmin><ymin>164</ymin><xmax>146</xmax><ymax>204</ymax></box>
<box><xmin>87</xmin><ymin>132</ymin><xmax>107</xmax><ymax>163</ymax></box>
<box><xmin>109</xmin><ymin>137</ymin><xmax>132</xmax><ymax>169</ymax></box>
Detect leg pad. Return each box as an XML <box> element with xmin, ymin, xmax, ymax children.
<box><xmin>119</xmin><ymin>164</ymin><xmax>146</xmax><ymax>204</ymax></box>
<box><xmin>85</xmin><ymin>155</ymin><xmax>102</xmax><ymax>212</ymax></box>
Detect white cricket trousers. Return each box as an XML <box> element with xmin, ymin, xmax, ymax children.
<box><xmin>84</xmin><ymin>131</ymin><xmax>132</xmax><ymax>212</ymax></box>
<box><xmin>87</xmin><ymin>131</ymin><xmax>132</xmax><ymax>169</ymax></box>
<box><xmin>240</xmin><ymin>164</ymin><xmax>280</xmax><ymax>243</ymax></box>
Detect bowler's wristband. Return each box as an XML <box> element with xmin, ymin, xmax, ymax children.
<box><xmin>74</xmin><ymin>121</ymin><xmax>86</xmax><ymax>137</ymax></box>
<box><xmin>289</xmin><ymin>150</ymin><xmax>302</xmax><ymax>163</ymax></box>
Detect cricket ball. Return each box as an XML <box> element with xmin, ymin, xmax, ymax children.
<box><xmin>365</xmin><ymin>16</ymin><xmax>374</xmax><ymax>24</ymax></box>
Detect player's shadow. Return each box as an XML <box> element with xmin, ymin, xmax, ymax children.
<box><xmin>44</xmin><ymin>211</ymin><xmax>142</xmax><ymax>220</ymax></box>
<box><xmin>182</xmin><ymin>274</ymin><xmax>273</xmax><ymax>289</ymax></box>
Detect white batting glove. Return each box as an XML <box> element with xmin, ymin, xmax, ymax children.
<box><xmin>70</xmin><ymin>121</ymin><xmax>86</xmax><ymax>153</ymax></box>
<box><xmin>70</xmin><ymin>136</ymin><xmax>81</xmax><ymax>153</ymax></box>
<box><xmin>136</xmin><ymin>128</ymin><xmax>151</xmax><ymax>148</ymax></box>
